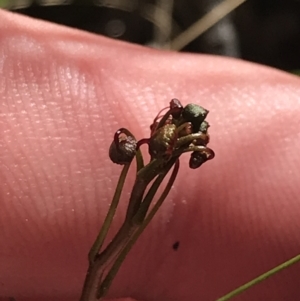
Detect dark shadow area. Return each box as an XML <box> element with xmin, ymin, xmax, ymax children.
<box><xmin>8</xmin><ymin>0</ymin><xmax>300</xmax><ymax>71</ymax></box>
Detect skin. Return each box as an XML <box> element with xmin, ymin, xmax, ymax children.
<box><xmin>1</xmin><ymin>9</ymin><xmax>300</xmax><ymax>301</ymax></box>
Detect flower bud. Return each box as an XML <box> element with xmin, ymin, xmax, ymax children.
<box><xmin>109</xmin><ymin>130</ymin><xmax>137</xmax><ymax>165</ymax></box>
<box><xmin>199</xmin><ymin>120</ymin><xmax>210</xmax><ymax>134</ymax></box>
<box><xmin>189</xmin><ymin>148</ymin><xmax>215</xmax><ymax>169</ymax></box>
<box><xmin>182</xmin><ymin>103</ymin><xmax>209</xmax><ymax>133</ymax></box>
<box><xmin>169</xmin><ymin>98</ymin><xmax>183</xmax><ymax>119</ymax></box>
<box><xmin>189</xmin><ymin>151</ymin><xmax>208</xmax><ymax>169</ymax></box>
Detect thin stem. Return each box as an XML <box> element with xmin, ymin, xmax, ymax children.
<box><xmin>216</xmin><ymin>253</ymin><xmax>300</xmax><ymax>301</ymax></box>
<box><xmin>167</xmin><ymin>0</ymin><xmax>247</xmax><ymax>51</ymax></box>
<box><xmin>138</xmin><ymin>159</ymin><xmax>179</xmax><ymax>226</ymax></box>
<box><xmin>79</xmin><ymin>258</ymin><xmax>104</xmax><ymax>301</ymax></box>
<box><xmin>80</xmin><ymin>222</ymin><xmax>134</xmax><ymax>301</ymax></box>
<box><xmin>133</xmin><ymin>173</ymin><xmax>167</xmax><ymax>224</ymax></box>
<box><xmin>90</xmin><ymin>161</ymin><xmax>164</xmax><ymax>267</ymax></box>
<box><xmin>97</xmin><ymin>159</ymin><xmax>180</xmax><ymax>299</ymax></box>
<box><xmin>156</xmin><ymin>109</ymin><xmax>173</xmax><ymax>131</ymax></box>
<box><xmin>125</xmin><ymin>159</ymin><xmax>162</xmax><ymax>222</ymax></box>
<box><xmin>88</xmin><ymin>163</ymin><xmax>131</xmax><ymax>263</ymax></box>
<box><xmin>133</xmin><ymin>158</ymin><xmax>178</xmax><ymax>224</ymax></box>
<box><xmin>135</xmin><ymin>147</ymin><xmax>144</xmax><ymax>172</ymax></box>
<box><xmin>99</xmin><ymin>160</ymin><xmax>175</xmax><ymax>268</ymax></box>
<box><xmin>152</xmin><ymin>0</ymin><xmax>174</xmax><ymax>48</ymax></box>
<box><xmin>88</xmin><ymin>127</ymin><xmax>144</xmax><ymax>263</ymax></box>
<box><xmin>176</xmin><ymin>132</ymin><xmax>206</xmax><ymax>148</ymax></box>
<box><xmin>96</xmin><ymin>172</ymin><xmax>167</xmax><ymax>298</ymax></box>
<box><xmin>80</xmin><ymin>160</ymin><xmax>163</xmax><ymax>300</ymax></box>
<box><xmin>174</xmin><ymin>145</ymin><xmax>215</xmax><ymax>161</ymax></box>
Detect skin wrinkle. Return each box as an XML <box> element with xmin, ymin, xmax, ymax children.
<box><xmin>2</xmin><ymin>84</ymin><xmax>47</xmax><ymax>238</ymax></box>
<box><xmin>36</xmin><ymin>65</ymin><xmax>71</xmax><ymax>239</ymax></box>
<box><xmin>54</xmin><ymin>60</ymin><xmax>88</xmax><ymax>240</ymax></box>
<box><xmin>18</xmin><ymin>60</ymin><xmax>58</xmax><ymax>223</ymax></box>
<box><xmin>1</xmin><ymin>9</ymin><xmax>300</xmax><ymax>301</ymax></box>
<box><xmin>0</xmin><ymin>9</ymin><xmax>113</xmax><ymax>278</ymax></box>
<box><xmin>47</xmin><ymin>61</ymin><xmax>75</xmax><ymax>232</ymax></box>
<box><xmin>5</xmin><ymin>46</ymin><xmax>47</xmax><ymax>200</ymax></box>
<box><xmin>13</xmin><ymin>52</ymin><xmax>66</xmax><ymax>242</ymax></box>
<box><xmin>52</xmin><ymin>61</ymin><xmax>97</xmax><ymax>242</ymax></box>
<box><xmin>2</xmin><ymin>142</ymin><xmax>39</xmax><ymax>247</ymax></box>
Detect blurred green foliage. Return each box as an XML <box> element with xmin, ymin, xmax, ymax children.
<box><xmin>291</xmin><ymin>70</ymin><xmax>300</xmax><ymax>76</ymax></box>
<box><xmin>0</xmin><ymin>0</ymin><xmax>9</xmax><ymax>8</ymax></box>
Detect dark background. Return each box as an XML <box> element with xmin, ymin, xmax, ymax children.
<box><xmin>4</xmin><ymin>0</ymin><xmax>300</xmax><ymax>72</ymax></box>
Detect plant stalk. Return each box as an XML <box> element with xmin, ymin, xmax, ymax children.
<box><xmin>216</xmin><ymin>253</ymin><xmax>300</xmax><ymax>301</ymax></box>
<box><xmin>97</xmin><ymin>159</ymin><xmax>180</xmax><ymax>298</ymax></box>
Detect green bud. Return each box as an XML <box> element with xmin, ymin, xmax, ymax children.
<box><xmin>182</xmin><ymin>103</ymin><xmax>208</xmax><ymax>133</ymax></box>
<box><xmin>200</xmin><ymin>121</ymin><xmax>210</xmax><ymax>134</ymax></box>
